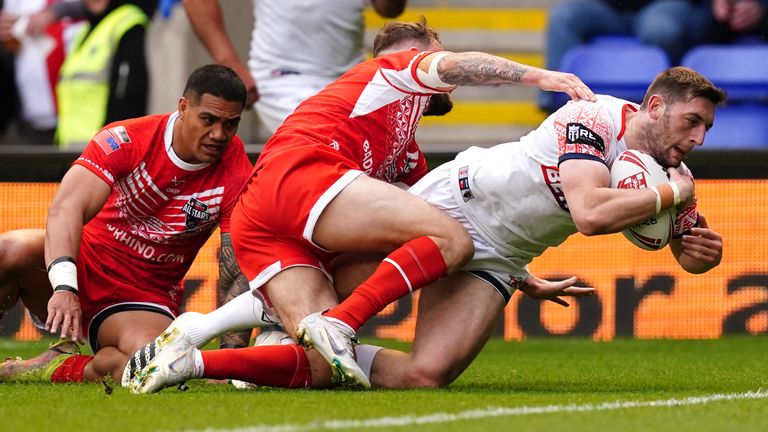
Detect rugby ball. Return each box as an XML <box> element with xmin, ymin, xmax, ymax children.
<box><xmin>610</xmin><ymin>150</ymin><xmax>674</xmax><ymax>251</ymax></box>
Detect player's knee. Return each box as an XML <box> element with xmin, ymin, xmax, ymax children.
<box><xmin>401</xmin><ymin>362</ymin><xmax>457</xmax><ymax>388</ymax></box>
<box><xmin>0</xmin><ymin>231</ymin><xmax>43</xmax><ymax>269</ymax></box>
<box><xmin>443</xmin><ymin>222</ymin><xmax>474</xmax><ymax>270</ymax></box>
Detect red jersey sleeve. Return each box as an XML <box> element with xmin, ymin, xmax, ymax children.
<box><xmin>376</xmin><ymin>50</ymin><xmax>453</xmax><ymax>96</ymax></box>
<box><xmin>217</xmin><ymin>136</ymin><xmax>252</xmax><ymax>233</ymax></box>
<box><xmin>553</xmin><ymin>101</ymin><xmax>615</xmax><ymax>166</ymax></box>
<box><xmin>73</xmin><ymin>124</ymin><xmax>138</xmax><ymax>186</ymax></box>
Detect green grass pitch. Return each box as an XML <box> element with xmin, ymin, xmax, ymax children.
<box><xmin>1</xmin><ymin>336</ymin><xmax>766</xmax><ymax>431</ymax></box>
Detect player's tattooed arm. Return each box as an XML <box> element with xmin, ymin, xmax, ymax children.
<box><xmin>217</xmin><ymin>232</ymin><xmax>252</xmax><ymax>349</ymax></box>
<box><xmin>436</xmin><ymin>52</ymin><xmax>596</xmax><ymax>102</ymax></box>
<box><xmin>437</xmin><ymin>52</ymin><xmax>527</xmax><ymax>86</ymax></box>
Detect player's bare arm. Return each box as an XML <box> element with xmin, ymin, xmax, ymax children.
<box><xmin>44</xmin><ymin>165</ymin><xmax>111</xmax><ymax>343</ymax></box>
<box><xmin>423</xmin><ymin>51</ymin><xmax>596</xmax><ymax>101</ymax></box>
<box><xmin>216</xmin><ymin>232</ymin><xmax>253</xmax><ymax>348</ymax></box>
<box><xmin>182</xmin><ymin>0</ymin><xmax>258</xmax><ymax>105</ymax></box>
<box><xmin>559</xmin><ymin>159</ymin><xmax>693</xmax><ymax>236</ymax></box>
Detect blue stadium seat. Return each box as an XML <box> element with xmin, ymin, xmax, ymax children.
<box><xmin>704</xmin><ymin>104</ymin><xmax>768</xmax><ymax>149</ymax></box>
<box><xmin>553</xmin><ymin>43</ymin><xmax>670</xmax><ymax>108</ymax></box>
<box><xmin>681</xmin><ymin>45</ymin><xmax>768</xmax><ymax>102</ymax></box>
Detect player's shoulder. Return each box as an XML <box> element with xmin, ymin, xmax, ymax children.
<box><xmin>99</xmin><ymin>113</ymin><xmax>170</xmax><ymax>148</ymax></box>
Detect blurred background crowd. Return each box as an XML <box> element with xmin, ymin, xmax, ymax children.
<box><xmin>0</xmin><ymin>0</ymin><xmax>766</xmax><ymax>151</ymax></box>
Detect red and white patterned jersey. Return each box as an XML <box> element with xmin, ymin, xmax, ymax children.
<box><xmin>73</xmin><ymin>112</ymin><xmax>252</xmax><ymax>294</ymax></box>
<box><xmin>447</xmin><ymin>95</ymin><xmax>636</xmax><ymax>271</ymax></box>
<box><xmin>259</xmin><ymin>49</ymin><xmax>452</xmax><ymax>186</ymax></box>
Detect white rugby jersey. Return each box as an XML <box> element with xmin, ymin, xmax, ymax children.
<box><xmin>249</xmin><ymin>0</ymin><xmax>367</xmax><ymax>78</ymax></box>
<box><xmin>449</xmin><ymin>95</ymin><xmax>638</xmax><ymax>271</ymax></box>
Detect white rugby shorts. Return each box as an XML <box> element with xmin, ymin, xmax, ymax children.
<box><xmin>409</xmin><ymin>162</ymin><xmax>527</xmax><ymax>303</ymax></box>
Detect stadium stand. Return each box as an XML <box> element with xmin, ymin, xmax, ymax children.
<box><xmin>703</xmin><ymin>104</ymin><xmax>768</xmax><ymax>149</ymax></box>
<box><xmin>552</xmin><ymin>40</ymin><xmax>670</xmax><ymax>110</ymax></box>
<box><xmin>681</xmin><ymin>44</ymin><xmax>768</xmax><ymax>103</ymax></box>
<box><xmin>365</xmin><ymin>0</ymin><xmax>555</xmax><ymax>149</ymax></box>
<box><xmin>682</xmin><ymin>44</ymin><xmax>768</xmax><ymax>148</ymax></box>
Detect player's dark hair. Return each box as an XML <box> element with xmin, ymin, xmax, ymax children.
<box><xmin>640</xmin><ymin>66</ymin><xmax>726</xmax><ymax>109</ymax></box>
<box><xmin>372</xmin><ymin>17</ymin><xmax>441</xmax><ymax>57</ymax></box>
<box><xmin>183</xmin><ymin>64</ymin><xmax>247</xmax><ymax>108</ymax></box>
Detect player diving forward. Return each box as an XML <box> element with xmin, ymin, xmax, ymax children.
<box><xmin>125</xmin><ymin>66</ymin><xmax>723</xmax><ymax>392</ymax></box>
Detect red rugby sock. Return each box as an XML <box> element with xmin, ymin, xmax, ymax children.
<box><xmin>50</xmin><ymin>355</ymin><xmax>93</xmax><ymax>383</ymax></box>
<box><xmin>201</xmin><ymin>345</ymin><xmax>311</xmax><ymax>388</ymax></box>
<box><xmin>325</xmin><ymin>236</ymin><xmax>447</xmax><ymax>330</ymax></box>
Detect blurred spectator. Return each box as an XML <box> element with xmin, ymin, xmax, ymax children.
<box><xmin>183</xmin><ymin>0</ymin><xmax>407</xmax><ymax>139</ymax></box>
<box><xmin>541</xmin><ymin>0</ymin><xmax>708</xmax><ymax>111</ymax></box>
<box><xmin>0</xmin><ymin>0</ymin><xmax>82</xmax><ymax>145</ymax></box>
<box><xmin>56</xmin><ymin>0</ymin><xmax>157</xmax><ymax>149</ymax></box>
<box><xmin>690</xmin><ymin>0</ymin><xmax>768</xmax><ymax>43</ymax></box>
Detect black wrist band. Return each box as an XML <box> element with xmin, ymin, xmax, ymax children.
<box><xmin>54</xmin><ymin>285</ymin><xmax>78</xmax><ymax>294</ymax></box>
<box><xmin>47</xmin><ymin>256</ymin><xmax>76</xmax><ymax>273</ymax></box>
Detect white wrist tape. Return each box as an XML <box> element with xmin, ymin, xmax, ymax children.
<box><xmin>669</xmin><ymin>182</ymin><xmax>681</xmax><ymax>206</ymax></box>
<box><xmin>416</xmin><ymin>52</ymin><xmax>455</xmax><ymax>89</ymax></box>
<box><xmin>650</xmin><ymin>186</ymin><xmax>662</xmax><ymax>215</ymax></box>
<box><xmin>48</xmin><ymin>257</ymin><xmax>78</xmax><ymax>292</ymax></box>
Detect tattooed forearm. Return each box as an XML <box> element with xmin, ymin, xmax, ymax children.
<box><xmin>217</xmin><ymin>232</ymin><xmax>252</xmax><ymax>348</ymax></box>
<box><xmin>437</xmin><ymin>52</ymin><xmax>528</xmax><ymax>86</ymax></box>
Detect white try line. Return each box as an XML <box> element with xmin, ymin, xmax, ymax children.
<box><xmin>189</xmin><ymin>390</ymin><xmax>768</xmax><ymax>432</ymax></box>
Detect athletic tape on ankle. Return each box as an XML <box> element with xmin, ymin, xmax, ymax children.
<box><xmin>48</xmin><ymin>256</ymin><xmax>78</xmax><ymax>292</ymax></box>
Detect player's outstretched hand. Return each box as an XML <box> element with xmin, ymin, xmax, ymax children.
<box><xmin>679</xmin><ymin>214</ymin><xmax>723</xmax><ymax>272</ymax></box>
<box><xmin>46</xmin><ymin>291</ymin><xmax>84</xmax><ymax>344</ymax></box>
<box><xmin>537</xmin><ymin>70</ymin><xmax>596</xmax><ymax>103</ymax></box>
<box><xmin>520</xmin><ymin>275</ymin><xmax>594</xmax><ymax>307</ymax></box>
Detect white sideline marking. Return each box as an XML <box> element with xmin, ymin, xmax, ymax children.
<box><xmin>186</xmin><ymin>389</ymin><xmax>768</xmax><ymax>432</ymax></box>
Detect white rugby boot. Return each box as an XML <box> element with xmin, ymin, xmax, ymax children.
<box><xmin>121</xmin><ymin>312</ymin><xmax>203</xmax><ymax>387</ymax></box>
<box><xmin>296</xmin><ymin>312</ymin><xmax>370</xmax><ymax>388</ymax></box>
<box><xmin>126</xmin><ymin>325</ymin><xmax>201</xmax><ymax>394</ymax></box>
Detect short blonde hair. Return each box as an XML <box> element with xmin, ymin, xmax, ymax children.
<box><xmin>372</xmin><ymin>17</ymin><xmax>441</xmax><ymax>57</ymax></box>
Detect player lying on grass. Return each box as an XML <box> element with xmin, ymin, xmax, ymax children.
<box><xmin>117</xmin><ymin>17</ymin><xmax>596</xmax><ymax>390</ymax></box>
<box><xmin>0</xmin><ymin>65</ymin><xmax>278</xmax><ymax>384</ymax></box>
<box><xmin>125</xmin><ymin>66</ymin><xmax>724</xmax><ymax>393</ymax></box>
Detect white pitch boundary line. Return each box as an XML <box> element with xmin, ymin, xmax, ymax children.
<box><xmin>189</xmin><ymin>390</ymin><xmax>768</xmax><ymax>432</ymax></box>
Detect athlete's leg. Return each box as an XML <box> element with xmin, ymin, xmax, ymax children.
<box><xmin>314</xmin><ymin>175</ymin><xmax>474</xmax><ymax>330</ymax></box>
<box><xmin>369</xmin><ymin>272</ymin><xmax>506</xmax><ymax>388</ymax></box>
<box><xmin>0</xmin><ymin>229</ymin><xmax>50</xmax><ymax>321</ymax></box>
<box><xmin>86</xmin><ymin>310</ymin><xmax>173</xmax><ymax>381</ymax></box>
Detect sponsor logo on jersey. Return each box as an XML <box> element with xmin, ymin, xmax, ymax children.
<box><xmin>110</xmin><ymin>126</ymin><xmax>132</xmax><ymax>144</ymax></box>
<box><xmin>182</xmin><ymin>197</ymin><xmax>211</xmax><ymax>229</ymax></box>
<box><xmin>361</xmin><ymin>139</ymin><xmax>374</xmax><ymax>175</ymax></box>
<box><xmin>566</xmin><ymin>123</ymin><xmax>604</xmax><ymax>152</ymax></box>
<box><xmin>458</xmin><ymin>165</ymin><xmax>474</xmax><ymax>202</ymax></box>
<box><xmin>541</xmin><ymin>165</ymin><xmax>569</xmax><ymax>212</ymax></box>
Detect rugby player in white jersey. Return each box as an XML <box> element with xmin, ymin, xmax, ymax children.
<box><xmin>126</xmin><ymin>66</ymin><xmax>724</xmax><ymax>393</ymax></box>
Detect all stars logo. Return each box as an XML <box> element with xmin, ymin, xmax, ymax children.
<box><xmin>182</xmin><ymin>197</ymin><xmax>210</xmax><ymax>229</ymax></box>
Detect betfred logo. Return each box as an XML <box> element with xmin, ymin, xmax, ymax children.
<box><xmin>616</xmin><ymin>172</ymin><xmax>648</xmax><ymax>190</ymax></box>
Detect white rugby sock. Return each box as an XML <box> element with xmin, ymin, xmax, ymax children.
<box><xmin>354</xmin><ymin>344</ymin><xmax>384</xmax><ymax>384</ymax></box>
<box><xmin>179</xmin><ymin>291</ymin><xmax>277</xmax><ymax>347</ymax></box>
